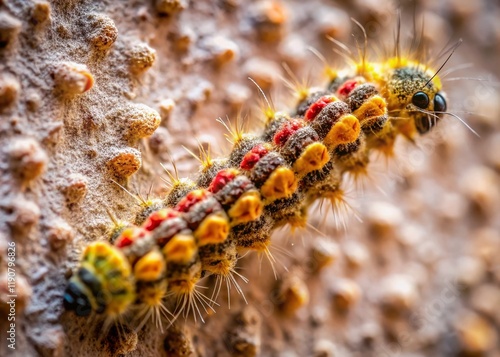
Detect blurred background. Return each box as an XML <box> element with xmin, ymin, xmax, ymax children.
<box><xmin>164</xmin><ymin>1</ymin><xmax>500</xmax><ymax>356</ymax></box>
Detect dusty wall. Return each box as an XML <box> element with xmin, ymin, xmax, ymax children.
<box><xmin>0</xmin><ymin>0</ymin><xmax>499</xmax><ymax>356</ymax></box>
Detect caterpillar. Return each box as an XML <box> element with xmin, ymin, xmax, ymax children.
<box><xmin>63</xmin><ymin>22</ymin><xmax>459</xmax><ymax>332</ymax></box>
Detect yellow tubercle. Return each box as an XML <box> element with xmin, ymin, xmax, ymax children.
<box><xmin>163</xmin><ymin>234</ymin><xmax>198</xmax><ymax>264</ymax></box>
<box><xmin>194</xmin><ymin>213</ymin><xmax>230</xmax><ymax>246</ymax></box>
<box><xmin>85</xmin><ymin>240</ymin><xmax>110</xmax><ymax>260</ymax></box>
<box><xmin>260</xmin><ymin>167</ymin><xmax>298</xmax><ymax>201</ymax></box>
<box><xmin>324</xmin><ymin>114</ymin><xmax>361</xmax><ymax>148</ymax></box>
<box><xmin>85</xmin><ymin>242</ymin><xmax>131</xmax><ymax>277</ymax></box>
<box><xmin>292</xmin><ymin>142</ymin><xmax>330</xmax><ymax>176</ymax></box>
<box><xmin>227</xmin><ymin>190</ymin><xmax>263</xmax><ymax>225</ymax></box>
<box><xmin>133</xmin><ymin>249</ymin><xmax>166</xmax><ymax>281</ymax></box>
<box><xmin>263</xmin><ymin>107</ymin><xmax>277</xmax><ymax>124</ymax></box>
<box><xmin>352</xmin><ymin>95</ymin><xmax>387</xmax><ymax>123</ymax></box>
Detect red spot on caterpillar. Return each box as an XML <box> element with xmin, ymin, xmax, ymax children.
<box><xmin>142</xmin><ymin>208</ymin><xmax>180</xmax><ymax>231</ymax></box>
<box><xmin>175</xmin><ymin>189</ymin><xmax>210</xmax><ymax>212</ymax></box>
<box><xmin>240</xmin><ymin>144</ymin><xmax>270</xmax><ymax>170</ymax></box>
<box><xmin>305</xmin><ymin>95</ymin><xmax>337</xmax><ymax>121</ymax></box>
<box><xmin>337</xmin><ymin>79</ymin><xmax>359</xmax><ymax>99</ymax></box>
<box><xmin>274</xmin><ymin>119</ymin><xmax>305</xmax><ymax>146</ymax></box>
<box><xmin>208</xmin><ymin>168</ymin><xmax>239</xmax><ymax>193</ymax></box>
<box><xmin>115</xmin><ymin>227</ymin><xmax>149</xmax><ymax>248</ymax></box>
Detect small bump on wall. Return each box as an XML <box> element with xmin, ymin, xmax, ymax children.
<box><xmin>331</xmin><ymin>278</ymin><xmax>361</xmax><ymax>313</ymax></box>
<box><xmin>0</xmin><ymin>73</ymin><xmax>20</xmax><ymax>109</ymax></box>
<box><xmin>0</xmin><ymin>11</ymin><xmax>21</xmax><ymax>48</ymax></box>
<box><xmin>104</xmin><ymin>322</ymin><xmax>138</xmax><ymax>355</ymax></box>
<box><xmin>226</xmin><ymin>306</ymin><xmax>262</xmax><ymax>357</ymax></box>
<box><xmin>6</xmin><ymin>196</ymin><xmax>41</xmax><ymax>235</ymax></box>
<box><xmin>46</xmin><ymin>218</ymin><xmax>74</xmax><ymax>250</ymax></box>
<box><xmin>128</xmin><ymin>43</ymin><xmax>156</xmax><ymax>74</ymax></box>
<box><xmin>377</xmin><ymin>274</ymin><xmax>418</xmax><ymax>318</ymax></box>
<box><xmin>248</xmin><ymin>1</ymin><xmax>288</xmax><ymax>43</ymax></box>
<box><xmin>7</xmin><ymin>137</ymin><xmax>48</xmax><ymax>183</ymax></box>
<box><xmin>275</xmin><ymin>270</ymin><xmax>310</xmax><ymax>316</ymax></box>
<box><xmin>155</xmin><ymin>0</ymin><xmax>188</xmax><ymax>16</ymax></box>
<box><xmin>163</xmin><ymin>325</ymin><xmax>195</xmax><ymax>357</ymax></box>
<box><xmin>52</xmin><ymin>62</ymin><xmax>94</xmax><ymax>96</ymax></box>
<box><xmin>61</xmin><ymin>173</ymin><xmax>88</xmax><ymax>205</ymax></box>
<box><xmin>30</xmin><ymin>1</ymin><xmax>51</xmax><ymax>25</ymax></box>
<box><xmin>106</xmin><ymin>148</ymin><xmax>142</xmax><ymax>179</ymax></box>
<box><xmin>106</xmin><ymin>103</ymin><xmax>161</xmax><ymax>143</ymax></box>
<box><xmin>201</xmin><ymin>35</ymin><xmax>240</xmax><ymax>67</ymax></box>
<box><xmin>87</xmin><ymin>13</ymin><xmax>118</xmax><ymax>52</ymax></box>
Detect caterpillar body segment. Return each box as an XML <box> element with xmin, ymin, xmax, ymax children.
<box><xmin>281</xmin><ymin>127</ymin><xmax>330</xmax><ymax>177</ymax></box>
<box><xmin>261</xmin><ymin>112</ymin><xmax>290</xmax><ymax>142</ymax></box>
<box><xmin>303</xmin><ymin>94</ymin><xmax>338</xmax><ymax>121</ymax></box>
<box><xmin>265</xmin><ymin>191</ymin><xmax>307</xmax><ymax>229</ymax></box>
<box><xmin>151</xmin><ymin>214</ymin><xmax>190</xmax><ymax>248</ymax></box>
<box><xmin>63</xmin><ymin>241</ymin><xmax>135</xmax><ymax>317</ymax></box>
<box><xmin>65</xmin><ymin>54</ymin><xmax>452</xmax><ymax>327</ymax></box>
<box><xmin>227</xmin><ymin>134</ymin><xmax>262</xmax><ymax>168</ymax></box>
<box><xmin>134</xmin><ymin>198</ymin><xmax>164</xmax><ymax>226</ymax></box>
<box><xmin>230</xmin><ymin>214</ymin><xmax>274</xmax><ymax>251</ymax></box>
<box><xmin>114</xmin><ymin>226</ymin><xmax>155</xmax><ymax>263</ymax></box>
<box><xmin>235</xmin><ymin>140</ymin><xmax>299</xmax><ymax>204</ymax></box>
<box><xmin>163</xmin><ymin>177</ymin><xmax>198</xmax><ymax>208</ymax></box>
<box><xmin>181</xmin><ymin>193</ymin><xmax>231</xmax><ymax>246</ymax></box>
<box><xmin>132</xmin><ymin>249</ymin><xmax>169</xmax><ymax>320</ymax></box>
<box><xmin>199</xmin><ymin>237</ymin><xmax>238</xmax><ymax>277</ymax></box>
<box><xmin>133</xmin><ymin>249</ymin><xmax>166</xmax><ymax>282</ymax></box>
<box><xmin>142</xmin><ymin>208</ymin><xmax>180</xmax><ymax>232</ymax></box>
<box><xmin>163</xmin><ymin>233</ymin><xmax>201</xmax><ymax>292</ymax></box>
<box><xmin>196</xmin><ymin>157</ymin><xmax>231</xmax><ymax>189</ymax></box>
<box><xmin>210</xmin><ymin>171</ymin><xmax>264</xmax><ymax>225</ymax></box>
<box><xmin>113</xmin><ymin>228</ymin><xmax>169</xmax><ymax>324</ymax></box>
<box><xmin>249</xmin><ymin>153</ymin><xmax>298</xmax><ymax>202</ymax></box>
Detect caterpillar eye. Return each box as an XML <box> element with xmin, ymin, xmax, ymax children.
<box><xmin>433</xmin><ymin>93</ymin><xmax>447</xmax><ymax>112</ymax></box>
<box><xmin>411</xmin><ymin>91</ymin><xmax>430</xmax><ymax>109</ymax></box>
<box><xmin>63</xmin><ymin>281</ymin><xmax>92</xmax><ymax>316</ymax></box>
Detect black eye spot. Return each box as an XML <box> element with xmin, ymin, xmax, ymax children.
<box><xmin>412</xmin><ymin>91</ymin><xmax>430</xmax><ymax>109</ymax></box>
<box><xmin>63</xmin><ymin>281</ymin><xmax>92</xmax><ymax>316</ymax></box>
<box><xmin>434</xmin><ymin>93</ymin><xmax>447</xmax><ymax>112</ymax></box>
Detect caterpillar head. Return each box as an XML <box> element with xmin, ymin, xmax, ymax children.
<box><xmin>384</xmin><ymin>63</ymin><xmax>446</xmax><ymax>137</ymax></box>
<box><xmin>410</xmin><ymin>88</ymin><xmax>447</xmax><ymax>134</ymax></box>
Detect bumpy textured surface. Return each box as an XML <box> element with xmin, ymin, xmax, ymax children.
<box><xmin>1</xmin><ymin>1</ymin><xmax>500</xmax><ymax>356</ymax></box>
